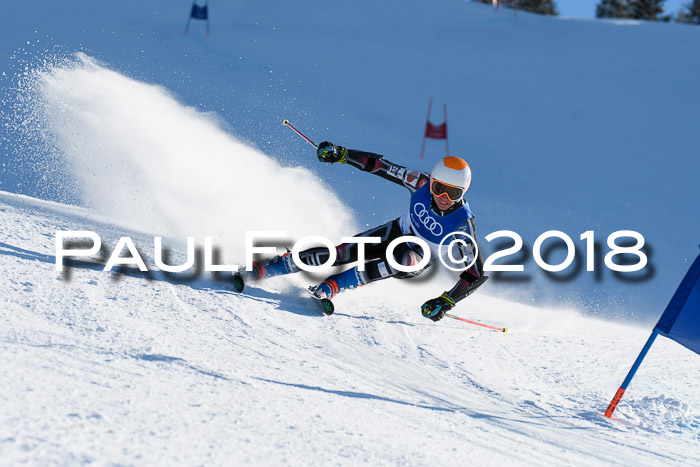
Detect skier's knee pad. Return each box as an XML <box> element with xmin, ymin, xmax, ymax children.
<box><xmin>394</xmin><ymin>249</ymin><xmax>426</xmax><ymax>279</ymax></box>
<box><xmin>365</xmin><ymin>259</ymin><xmax>396</xmax><ymax>282</ymax></box>
<box><xmin>364</xmin><ymin>249</ymin><xmax>425</xmax><ymax>282</ymax></box>
<box><xmin>296</xmin><ymin>247</ymin><xmax>332</xmax><ymax>270</ymax></box>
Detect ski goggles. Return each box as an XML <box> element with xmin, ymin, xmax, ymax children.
<box><xmin>430</xmin><ymin>179</ymin><xmax>465</xmax><ymax>201</ymax></box>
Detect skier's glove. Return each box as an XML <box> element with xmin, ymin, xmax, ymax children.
<box><xmin>317</xmin><ymin>141</ymin><xmax>347</xmax><ymax>164</ymax></box>
<box><xmin>421</xmin><ymin>292</ymin><xmax>455</xmax><ymax>322</ymax></box>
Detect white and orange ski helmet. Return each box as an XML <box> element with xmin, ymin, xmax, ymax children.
<box><xmin>430</xmin><ymin>156</ymin><xmax>471</xmax><ymax>200</ymax></box>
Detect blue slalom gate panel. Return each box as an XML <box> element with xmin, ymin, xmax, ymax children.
<box><xmin>656</xmin><ymin>252</ymin><xmax>700</xmax><ymax>356</ymax></box>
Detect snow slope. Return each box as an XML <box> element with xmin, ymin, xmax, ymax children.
<box><xmin>1</xmin><ymin>190</ymin><xmax>699</xmax><ymax>465</ymax></box>
<box><xmin>1</xmin><ymin>0</ymin><xmax>700</xmax><ymax>464</ymax></box>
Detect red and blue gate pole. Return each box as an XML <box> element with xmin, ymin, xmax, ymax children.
<box><xmin>604</xmin><ymin>327</ymin><xmax>660</xmax><ymax>418</ymax></box>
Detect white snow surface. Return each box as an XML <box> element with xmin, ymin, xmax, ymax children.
<box><xmin>1</xmin><ymin>0</ymin><xmax>700</xmax><ymax>464</ymax></box>
<box><xmin>1</xmin><ymin>191</ymin><xmax>699</xmax><ymax>464</ymax></box>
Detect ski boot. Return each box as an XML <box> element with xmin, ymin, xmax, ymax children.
<box><xmin>239</xmin><ymin>252</ymin><xmax>296</xmax><ymax>282</ymax></box>
<box><xmin>311</xmin><ymin>266</ymin><xmax>367</xmax><ymax>300</ymax></box>
<box><xmin>233</xmin><ymin>252</ymin><xmax>297</xmax><ymax>292</ymax></box>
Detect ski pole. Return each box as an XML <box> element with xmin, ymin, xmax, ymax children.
<box><xmin>445</xmin><ymin>313</ymin><xmax>507</xmax><ymax>333</ymax></box>
<box><xmin>282</xmin><ymin>119</ymin><xmax>317</xmax><ymax>149</ymax></box>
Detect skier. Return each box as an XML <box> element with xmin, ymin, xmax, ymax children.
<box><xmin>240</xmin><ymin>142</ymin><xmax>487</xmax><ymax>322</ymax></box>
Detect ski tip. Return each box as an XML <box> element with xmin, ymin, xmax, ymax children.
<box><xmin>232</xmin><ymin>273</ymin><xmax>245</xmax><ymax>293</ymax></box>
<box><xmin>321</xmin><ymin>299</ymin><xmax>334</xmax><ymax>316</ymax></box>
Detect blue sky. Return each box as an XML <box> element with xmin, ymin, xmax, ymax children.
<box><xmin>556</xmin><ymin>0</ymin><xmax>686</xmax><ymax>18</ymax></box>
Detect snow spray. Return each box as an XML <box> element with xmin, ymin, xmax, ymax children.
<box><xmin>19</xmin><ymin>53</ymin><xmax>357</xmax><ymax>263</ymax></box>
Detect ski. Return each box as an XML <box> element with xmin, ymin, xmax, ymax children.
<box><xmin>307</xmin><ymin>287</ymin><xmax>335</xmax><ymax>315</ymax></box>
<box><xmin>232</xmin><ymin>273</ymin><xmax>334</xmax><ymax>315</ymax></box>
<box><xmin>318</xmin><ymin>298</ymin><xmax>334</xmax><ymax>315</ymax></box>
<box><xmin>232</xmin><ymin>273</ymin><xmax>245</xmax><ymax>293</ymax></box>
